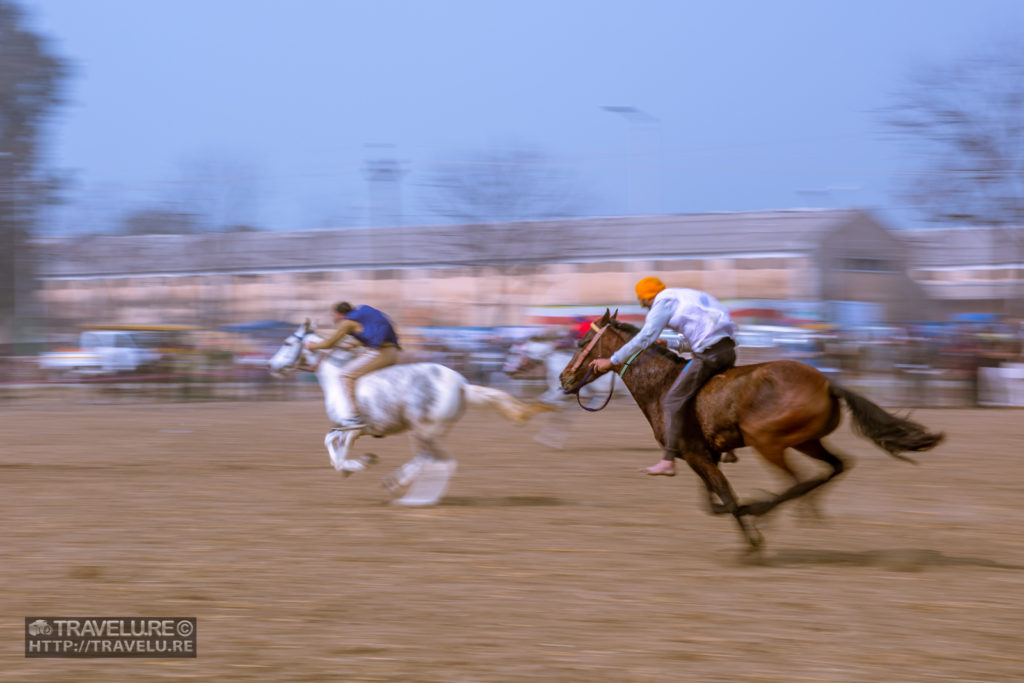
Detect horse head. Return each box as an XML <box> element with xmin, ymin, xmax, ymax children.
<box><xmin>558</xmin><ymin>309</ymin><xmax>623</xmax><ymax>393</ymax></box>
<box><xmin>502</xmin><ymin>340</ymin><xmax>558</xmax><ymax>376</ymax></box>
<box><xmin>267</xmin><ymin>320</ymin><xmax>320</xmax><ymax>376</ymax></box>
<box><xmin>501</xmin><ymin>342</ymin><xmax>532</xmax><ymax>376</ymax></box>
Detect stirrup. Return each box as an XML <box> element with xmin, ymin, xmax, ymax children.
<box><xmin>333</xmin><ymin>417</ymin><xmax>366</xmax><ymax>431</ymax></box>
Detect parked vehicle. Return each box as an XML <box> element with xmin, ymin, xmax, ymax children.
<box><xmin>38</xmin><ymin>329</ymin><xmax>164</xmax><ymax>377</ymax></box>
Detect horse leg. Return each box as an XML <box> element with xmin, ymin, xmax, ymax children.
<box><xmin>324</xmin><ymin>429</ymin><xmax>366</xmax><ymax>474</ymax></box>
<box><xmin>533</xmin><ymin>402</ymin><xmax>570</xmax><ymax>449</ymax></box>
<box><xmin>325</xmin><ymin>430</ymin><xmax>354</xmax><ymax>473</ymax></box>
<box><xmin>382</xmin><ymin>436</ymin><xmax>426</xmax><ymax>492</ymax></box>
<box><xmin>701</xmin><ymin>452</ymin><xmax>740</xmax><ymax>512</ymax></box>
<box><xmin>685</xmin><ymin>452</ymin><xmax>763</xmax><ymax>551</ymax></box>
<box><xmin>391</xmin><ymin>434</ymin><xmax>457</xmax><ymax>506</ymax></box>
<box><xmin>792</xmin><ymin>440</ymin><xmax>849</xmax><ymax>522</ymax></box>
<box><xmin>739</xmin><ymin>440</ymin><xmax>847</xmax><ymax>517</ymax></box>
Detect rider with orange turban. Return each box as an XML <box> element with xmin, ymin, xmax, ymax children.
<box><xmin>589</xmin><ymin>277</ymin><xmax>737</xmax><ymax>476</ymax></box>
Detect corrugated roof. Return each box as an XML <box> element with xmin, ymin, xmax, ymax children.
<box><xmin>35</xmin><ymin>209</ymin><xmax>866</xmax><ymax>278</ymax></box>
<box><xmin>898</xmin><ymin>226</ymin><xmax>1024</xmax><ymax>268</ymax></box>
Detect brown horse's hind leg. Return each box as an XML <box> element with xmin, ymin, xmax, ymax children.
<box><xmin>685</xmin><ymin>452</ymin><xmax>763</xmax><ymax>550</ymax></box>
<box><xmin>739</xmin><ymin>440</ymin><xmax>847</xmax><ymax>517</ymax></box>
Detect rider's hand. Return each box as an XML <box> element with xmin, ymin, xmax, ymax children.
<box><xmin>590</xmin><ymin>357</ymin><xmax>615</xmax><ymax>373</ymax></box>
<box><xmin>304</xmin><ymin>340</ymin><xmax>318</xmax><ymax>350</ymax></box>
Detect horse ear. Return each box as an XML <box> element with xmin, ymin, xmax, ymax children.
<box><xmin>601</xmin><ymin>308</ymin><xmax>611</xmax><ymax>322</ymax></box>
<box><xmin>612</xmin><ymin>308</ymin><xmax>619</xmax><ymax>320</ymax></box>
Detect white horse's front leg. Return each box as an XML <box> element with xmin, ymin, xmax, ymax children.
<box><xmin>324</xmin><ymin>429</ymin><xmax>366</xmax><ymax>474</ymax></box>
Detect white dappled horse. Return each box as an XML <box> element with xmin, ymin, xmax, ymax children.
<box><xmin>502</xmin><ymin>339</ymin><xmax>630</xmax><ymax>449</ymax></box>
<box><xmin>268</xmin><ymin>322</ymin><xmax>549</xmax><ymax>505</ymax></box>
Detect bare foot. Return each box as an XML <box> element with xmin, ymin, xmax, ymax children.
<box><xmin>641</xmin><ymin>460</ymin><xmax>676</xmax><ymax>476</ymax></box>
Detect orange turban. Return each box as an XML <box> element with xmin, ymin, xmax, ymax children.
<box><xmin>634</xmin><ymin>276</ymin><xmax>666</xmax><ymax>300</ymax></box>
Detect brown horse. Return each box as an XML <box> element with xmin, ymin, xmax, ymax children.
<box><xmin>559</xmin><ymin>310</ymin><xmax>944</xmax><ymax>550</ymax></box>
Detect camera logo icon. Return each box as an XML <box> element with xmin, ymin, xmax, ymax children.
<box><xmin>28</xmin><ymin>620</ymin><xmax>53</xmax><ymax>636</ymax></box>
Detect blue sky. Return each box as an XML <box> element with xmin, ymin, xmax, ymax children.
<box><xmin>22</xmin><ymin>0</ymin><xmax>1024</xmax><ymax>233</ymax></box>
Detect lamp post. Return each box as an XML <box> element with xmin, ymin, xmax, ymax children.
<box><xmin>602</xmin><ymin>106</ymin><xmax>661</xmax><ymax>215</ymax></box>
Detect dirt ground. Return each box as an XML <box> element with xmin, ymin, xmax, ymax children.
<box><xmin>2</xmin><ymin>395</ymin><xmax>1023</xmax><ymax>682</ymax></box>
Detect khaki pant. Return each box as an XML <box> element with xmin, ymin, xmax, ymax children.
<box><xmin>339</xmin><ymin>345</ymin><xmax>399</xmax><ymax>417</ymax></box>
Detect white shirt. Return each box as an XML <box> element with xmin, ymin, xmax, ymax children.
<box><xmin>609</xmin><ymin>288</ymin><xmax>735</xmax><ymax>365</ymax></box>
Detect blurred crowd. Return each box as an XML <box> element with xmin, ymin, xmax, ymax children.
<box><xmin>1</xmin><ymin>317</ymin><xmax>1022</xmax><ymax>408</ymax></box>
<box><xmin>751</xmin><ymin>321</ymin><xmax>1024</xmax><ymax>407</ymax></box>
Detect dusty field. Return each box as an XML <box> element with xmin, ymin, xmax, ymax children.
<box><xmin>2</xmin><ymin>395</ymin><xmax>1023</xmax><ymax>682</ymax></box>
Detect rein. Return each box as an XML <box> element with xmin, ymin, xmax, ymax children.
<box><xmin>618</xmin><ymin>347</ymin><xmax>644</xmax><ymax>377</ymax></box>
<box><xmin>564</xmin><ymin>322</ymin><xmax>655</xmax><ymax>412</ymax></box>
<box><xmin>574</xmin><ymin>367</ymin><xmax>616</xmax><ymax>412</ymax></box>
<box><xmin>565</xmin><ymin>322</ymin><xmax>625</xmax><ymax>412</ymax></box>
<box><xmin>287</xmin><ymin>330</ymin><xmax>323</xmax><ymax>372</ymax></box>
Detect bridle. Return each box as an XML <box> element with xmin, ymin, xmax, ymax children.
<box><xmin>283</xmin><ymin>329</ymin><xmax>321</xmax><ymax>372</ymax></box>
<box><xmin>566</xmin><ymin>322</ymin><xmax>608</xmax><ymax>375</ymax></box>
<box><xmin>563</xmin><ymin>322</ymin><xmax>618</xmax><ymax>412</ymax></box>
<box><xmin>279</xmin><ymin>326</ymin><xmax>365</xmax><ymax>375</ymax></box>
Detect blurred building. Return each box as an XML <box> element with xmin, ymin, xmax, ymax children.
<box><xmin>898</xmin><ymin>226</ymin><xmax>1024</xmax><ymax>320</ymax></box>
<box><xmin>32</xmin><ymin>209</ymin><xmax>954</xmax><ymax>329</ymax></box>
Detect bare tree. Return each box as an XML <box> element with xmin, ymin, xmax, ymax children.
<box><xmin>0</xmin><ymin>0</ymin><xmax>68</xmax><ymax>340</ymax></box>
<box><xmin>887</xmin><ymin>40</ymin><xmax>1024</xmax><ymax>315</ymax></box>
<box><xmin>420</xmin><ymin>144</ymin><xmax>590</xmax><ymax>224</ymax></box>
<box><xmin>419</xmin><ymin>144</ymin><xmax>593</xmax><ymax>327</ymax></box>
<box><xmin>887</xmin><ymin>42</ymin><xmax>1024</xmax><ymax>226</ymax></box>
<box><xmin>168</xmin><ymin>154</ymin><xmax>264</xmax><ymax>232</ymax></box>
<box><xmin>114</xmin><ymin>155</ymin><xmax>265</xmax><ymax>236</ymax></box>
<box><xmin>117</xmin><ymin>207</ymin><xmax>202</xmax><ymax>235</ymax></box>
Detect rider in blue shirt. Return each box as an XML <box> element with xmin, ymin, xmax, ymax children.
<box><xmin>307</xmin><ymin>302</ymin><xmax>401</xmax><ymax>430</ymax></box>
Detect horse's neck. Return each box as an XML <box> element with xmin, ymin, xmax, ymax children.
<box><xmin>606</xmin><ymin>329</ymin><xmax>684</xmax><ymax>445</ymax></box>
<box><xmin>312</xmin><ymin>352</ymin><xmax>348</xmax><ymax>421</ymax></box>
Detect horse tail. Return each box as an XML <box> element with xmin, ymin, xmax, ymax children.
<box><xmin>830</xmin><ymin>384</ymin><xmax>944</xmax><ymax>462</ymax></box>
<box><xmin>463</xmin><ymin>384</ymin><xmax>555</xmax><ymax>424</ymax></box>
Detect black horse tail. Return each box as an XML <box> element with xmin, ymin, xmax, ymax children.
<box><xmin>831</xmin><ymin>384</ymin><xmax>944</xmax><ymax>463</ymax></box>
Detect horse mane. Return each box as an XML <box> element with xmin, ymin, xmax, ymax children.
<box><xmin>607</xmin><ymin>319</ymin><xmax>687</xmax><ymax>364</ymax></box>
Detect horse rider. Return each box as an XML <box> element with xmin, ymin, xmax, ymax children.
<box><xmin>589</xmin><ymin>277</ymin><xmax>737</xmax><ymax>476</ymax></box>
<box><xmin>305</xmin><ymin>301</ymin><xmax>401</xmax><ymax>430</ymax></box>
<box><xmin>553</xmin><ymin>317</ymin><xmax>591</xmax><ymax>350</ymax></box>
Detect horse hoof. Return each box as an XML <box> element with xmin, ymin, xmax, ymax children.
<box><xmin>742</xmin><ymin>522</ymin><xmax>765</xmax><ymax>551</ymax></box>
<box><xmin>739</xmin><ymin>542</ymin><xmax>765</xmax><ymax>559</ymax></box>
<box><xmin>740</xmin><ymin>500</ymin><xmax>774</xmax><ymax>517</ymax></box>
<box><xmin>533</xmin><ymin>435</ymin><xmax>565</xmax><ymax>450</ymax></box>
